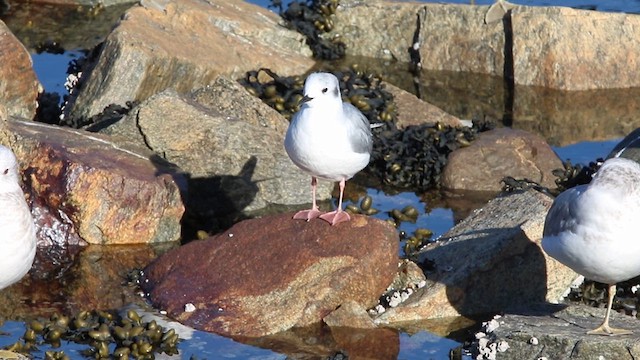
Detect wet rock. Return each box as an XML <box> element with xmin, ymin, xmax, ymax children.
<box><xmin>373</xmin><ymin>189</ymin><xmax>580</xmax><ymax>323</ymax></box>
<box><xmin>66</xmin><ymin>0</ymin><xmax>313</xmax><ymax>121</ymax></box>
<box><xmin>0</xmin><ymin>119</ymin><xmax>184</xmax><ymax>245</ymax></box>
<box><xmin>96</xmin><ymin>80</ymin><xmax>332</xmax><ymax>228</ymax></box>
<box><xmin>142</xmin><ymin>213</ymin><xmax>398</xmax><ymax>337</ymax></box>
<box><xmin>0</xmin><ymin>21</ymin><xmax>41</xmax><ymax>120</ymax></box>
<box><xmin>383</xmin><ymin>83</ymin><xmax>463</xmax><ymax>129</ymax></box>
<box><xmin>489</xmin><ymin>304</ymin><xmax>640</xmax><ymax>359</ymax></box>
<box><xmin>441</xmin><ymin>128</ymin><xmax>562</xmax><ymax>192</ymax></box>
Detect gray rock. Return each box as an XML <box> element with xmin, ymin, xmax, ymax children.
<box><xmin>374</xmin><ymin>189</ymin><xmax>580</xmax><ymax>324</ymax></box>
<box><xmin>66</xmin><ymin>0</ymin><xmax>313</xmax><ymax>120</ymax></box>
<box><xmin>97</xmin><ymin>78</ymin><xmax>332</xmax><ymax>221</ymax></box>
<box><xmin>488</xmin><ymin>304</ymin><xmax>640</xmax><ymax>359</ymax></box>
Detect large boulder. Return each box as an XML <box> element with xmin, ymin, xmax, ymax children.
<box><xmin>66</xmin><ymin>0</ymin><xmax>313</xmax><ymax>120</ymax></box>
<box><xmin>142</xmin><ymin>213</ymin><xmax>398</xmax><ymax>337</ymax></box>
<box><xmin>0</xmin><ymin>119</ymin><xmax>184</xmax><ymax>245</ymax></box>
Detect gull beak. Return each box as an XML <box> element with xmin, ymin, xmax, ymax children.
<box><xmin>301</xmin><ymin>95</ymin><xmax>313</xmax><ymax>104</ymax></box>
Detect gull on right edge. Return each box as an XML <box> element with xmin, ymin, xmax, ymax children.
<box><xmin>542</xmin><ymin>157</ymin><xmax>640</xmax><ymax>335</ymax></box>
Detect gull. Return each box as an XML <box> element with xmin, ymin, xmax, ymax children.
<box><xmin>542</xmin><ymin>157</ymin><xmax>640</xmax><ymax>335</ymax></box>
<box><xmin>0</xmin><ymin>145</ymin><xmax>36</xmax><ymax>290</ymax></box>
<box><xmin>284</xmin><ymin>72</ymin><xmax>373</xmax><ymax>226</ymax></box>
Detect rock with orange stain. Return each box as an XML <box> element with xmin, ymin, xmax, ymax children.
<box><xmin>142</xmin><ymin>213</ymin><xmax>398</xmax><ymax>337</ymax></box>
<box><xmin>0</xmin><ymin>120</ymin><xmax>184</xmax><ymax>245</ymax></box>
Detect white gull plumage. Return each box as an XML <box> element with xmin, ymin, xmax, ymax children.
<box><xmin>0</xmin><ymin>145</ymin><xmax>36</xmax><ymax>290</ymax></box>
<box><xmin>542</xmin><ymin>157</ymin><xmax>640</xmax><ymax>335</ymax></box>
<box><xmin>284</xmin><ymin>72</ymin><xmax>372</xmax><ymax>225</ymax></box>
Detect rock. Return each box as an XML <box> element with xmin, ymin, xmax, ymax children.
<box><xmin>96</xmin><ymin>80</ymin><xmax>332</xmax><ymax>228</ymax></box>
<box><xmin>0</xmin><ymin>21</ymin><xmax>41</xmax><ymax>120</ymax></box>
<box><xmin>373</xmin><ymin>189</ymin><xmax>580</xmax><ymax>323</ymax></box>
<box><xmin>333</xmin><ymin>1</ymin><xmax>505</xmax><ymax>74</ymax></box>
<box><xmin>488</xmin><ymin>304</ymin><xmax>640</xmax><ymax>359</ymax></box>
<box><xmin>0</xmin><ymin>119</ymin><xmax>184</xmax><ymax>245</ymax></box>
<box><xmin>510</xmin><ymin>6</ymin><xmax>640</xmax><ymax>90</ymax></box>
<box><xmin>513</xmin><ymin>86</ymin><xmax>640</xmax><ymax>147</ymax></box>
<box><xmin>334</xmin><ymin>1</ymin><xmax>640</xmax><ymax>90</ymax></box>
<box><xmin>142</xmin><ymin>213</ymin><xmax>398</xmax><ymax>337</ymax></box>
<box><xmin>441</xmin><ymin>128</ymin><xmax>562</xmax><ymax>192</ymax></box>
<box><xmin>66</xmin><ymin>0</ymin><xmax>313</xmax><ymax>120</ymax></box>
<box><xmin>384</xmin><ymin>83</ymin><xmax>463</xmax><ymax>128</ymax></box>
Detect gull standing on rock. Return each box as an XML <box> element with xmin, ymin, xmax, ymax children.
<box><xmin>0</xmin><ymin>145</ymin><xmax>36</xmax><ymax>290</ymax></box>
<box><xmin>285</xmin><ymin>72</ymin><xmax>373</xmax><ymax>226</ymax></box>
<box><xmin>542</xmin><ymin>157</ymin><xmax>640</xmax><ymax>335</ymax></box>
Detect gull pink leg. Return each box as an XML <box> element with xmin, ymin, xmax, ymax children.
<box><xmin>319</xmin><ymin>179</ymin><xmax>351</xmax><ymax>225</ymax></box>
<box><xmin>293</xmin><ymin>177</ymin><xmax>323</xmax><ymax>221</ymax></box>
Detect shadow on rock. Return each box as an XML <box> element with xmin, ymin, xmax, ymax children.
<box><xmin>423</xmin><ymin>225</ymin><xmax>550</xmax><ymax>317</ymax></box>
<box><xmin>149</xmin><ymin>154</ymin><xmax>259</xmax><ymax>239</ymax></box>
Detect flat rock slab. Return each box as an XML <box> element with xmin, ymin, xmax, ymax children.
<box><xmin>142</xmin><ymin>213</ymin><xmax>398</xmax><ymax>338</ymax></box>
<box><xmin>491</xmin><ymin>304</ymin><xmax>640</xmax><ymax>359</ymax></box>
<box><xmin>374</xmin><ymin>189</ymin><xmax>580</xmax><ymax>323</ymax></box>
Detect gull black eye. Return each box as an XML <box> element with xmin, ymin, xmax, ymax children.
<box><xmin>322</xmin><ymin>88</ymin><xmax>328</xmax><ymax>94</ymax></box>
<box><xmin>2</xmin><ymin>168</ymin><xmax>7</xmax><ymax>175</ymax></box>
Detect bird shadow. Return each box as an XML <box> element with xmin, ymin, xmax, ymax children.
<box><xmin>148</xmin><ymin>154</ymin><xmax>259</xmax><ymax>241</ymax></box>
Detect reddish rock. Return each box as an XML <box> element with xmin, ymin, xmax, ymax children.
<box><xmin>0</xmin><ymin>21</ymin><xmax>41</xmax><ymax>120</ymax></box>
<box><xmin>67</xmin><ymin>0</ymin><xmax>313</xmax><ymax>120</ymax></box>
<box><xmin>142</xmin><ymin>213</ymin><xmax>398</xmax><ymax>337</ymax></box>
<box><xmin>0</xmin><ymin>120</ymin><xmax>184</xmax><ymax>245</ymax></box>
<box><xmin>441</xmin><ymin>128</ymin><xmax>562</xmax><ymax>192</ymax></box>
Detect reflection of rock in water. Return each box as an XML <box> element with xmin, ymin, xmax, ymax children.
<box><xmin>0</xmin><ymin>243</ymin><xmax>172</xmax><ymax>318</ymax></box>
<box><xmin>0</xmin><ymin>1</ymin><xmax>136</xmax><ymax>51</ymax></box>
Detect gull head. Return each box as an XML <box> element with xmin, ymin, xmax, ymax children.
<box><xmin>0</xmin><ymin>145</ymin><xmax>21</xmax><ymax>188</ymax></box>
<box><xmin>301</xmin><ymin>72</ymin><xmax>341</xmax><ymax>108</ymax></box>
